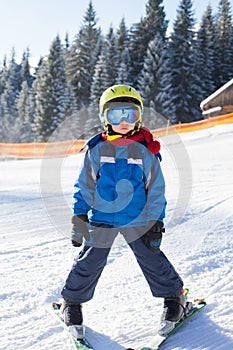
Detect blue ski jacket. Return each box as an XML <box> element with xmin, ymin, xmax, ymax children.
<box><xmin>73</xmin><ymin>134</ymin><xmax>166</xmax><ymax>227</ymax></box>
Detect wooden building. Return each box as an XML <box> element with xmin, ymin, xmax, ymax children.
<box><xmin>200</xmin><ymin>78</ymin><xmax>233</xmax><ymax>117</ymax></box>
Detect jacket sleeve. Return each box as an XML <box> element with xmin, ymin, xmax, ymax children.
<box><xmin>145</xmin><ymin>153</ymin><xmax>167</xmax><ymax>222</ymax></box>
<box><xmin>73</xmin><ymin>149</ymin><xmax>97</xmax><ymax>216</ymax></box>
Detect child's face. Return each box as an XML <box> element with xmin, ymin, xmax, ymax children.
<box><xmin>104</xmin><ymin>102</ymin><xmax>140</xmax><ymax>134</ymax></box>
<box><xmin>111</xmin><ymin>120</ymin><xmax>135</xmax><ymax>134</ymax></box>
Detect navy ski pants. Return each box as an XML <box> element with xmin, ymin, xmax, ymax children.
<box><xmin>62</xmin><ymin>227</ymin><xmax>183</xmax><ymax>303</ymax></box>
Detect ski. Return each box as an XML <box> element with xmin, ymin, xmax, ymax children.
<box><xmin>50</xmin><ymin>297</ymin><xmax>206</xmax><ymax>350</ymax></box>
<box><xmin>139</xmin><ymin>298</ymin><xmax>206</xmax><ymax>350</ymax></box>
<box><xmin>51</xmin><ymin>302</ymin><xmax>94</xmax><ymax>350</ymax></box>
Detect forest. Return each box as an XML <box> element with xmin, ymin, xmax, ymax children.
<box><xmin>0</xmin><ymin>0</ymin><xmax>232</xmax><ymax>143</ymax></box>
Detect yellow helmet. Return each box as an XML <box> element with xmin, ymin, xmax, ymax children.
<box><xmin>99</xmin><ymin>84</ymin><xmax>144</xmax><ymax>124</ymax></box>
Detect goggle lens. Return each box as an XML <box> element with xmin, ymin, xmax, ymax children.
<box><xmin>105</xmin><ymin>105</ymin><xmax>141</xmax><ymax>125</ymax></box>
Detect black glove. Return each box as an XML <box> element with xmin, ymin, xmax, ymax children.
<box><xmin>71</xmin><ymin>215</ymin><xmax>89</xmax><ymax>247</ymax></box>
<box><xmin>143</xmin><ymin>221</ymin><xmax>165</xmax><ymax>251</ymax></box>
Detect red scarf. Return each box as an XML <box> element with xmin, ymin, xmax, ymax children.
<box><xmin>102</xmin><ymin>127</ymin><xmax>160</xmax><ymax>155</ymax></box>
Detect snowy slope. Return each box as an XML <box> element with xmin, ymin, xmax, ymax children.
<box><xmin>1</xmin><ymin>123</ymin><xmax>233</xmax><ymax>350</ymax></box>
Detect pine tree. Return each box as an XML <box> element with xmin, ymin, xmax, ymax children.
<box><xmin>129</xmin><ymin>0</ymin><xmax>168</xmax><ymax>87</ymax></box>
<box><xmin>139</xmin><ymin>33</ymin><xmax>166</xmax><ymax>109</ymax></box>
<box><xmin>214</xmin><ymin>0</ymin><xmax>233</xmax><ymax>88</ymax></box>
<box><xmin>138</xmin><ymin>33</ymin><xmax>169</xmax><ymax>127</ymax></box>
<box><xmin>0</xmin><ymin>56</ymin><xmax>8</xmax><ymax>95</ymax></box>
<box><xmin>64</xmin><ymin>82</ymin><xmax>81</xmax><ymax>140</ymax></box>
<box><xmin>104</xmin><ymin>25</ymin><xmax>119</xmax><ymax>86</ymax></box>
<box><xmin>1</xmin><ymin>78</ymin><xmax>19</xmax><ymax>142</ymax></box>
<box><xmin>21</xmin><ymin>49</ymin><xmax>34</xmax><ymax>88</ymax></box>
<box><xmin>88</xmin><ymin>25</ymin><xmax>120</xmax><ymax>135</ymax></box>
<box><xmin>64</xmin><ymin>32</ymin><xmax>70</xmax><ymax>51</ymax></box>
<box><xmin>129</xmin><ymin>19</ymin><xmax>148</xmax><ymax>88</ymax></box>
<box><xmin>66</xmin><ymin>1</ymin><xmax>101</xmax><ymax>109</ymax></box>
<box><xmin>88</xmin><ymin>51</ymin><xmax>109</xmax><ymax>135</ymax></box>
<box><xmin>0</xmin><ymin>50</ymin><xmax>23</xmax><ymax>142</ymax></box>
<box><xmin>89</xmin><ymin>52</ymin><xmax>109</xmax><ymax>114</ymax></box>
<box><xmin>116</xmin><ymin>17</ymin><xmax>130</xmax><ymax>60</ymax></box>
<box><xmin>28</xmin><ymin>79</ymin><xmax>37</xmax><ymax>135</ymax></box>
<box><xmin>144</xmin><ymin>0</ymin><xmax>168</xmax><ymax>40</ymax></box>
<box><xmin>16</xmin><ymin>81</ymin><xmax>34</xmax><ymax>142</ymax></box>
<box><xmin>192</xmin><ymin>5</ymin><xmax>216</xmax><ymax>103</ymax></box>
<box><xmin>116</xmin><ymin>47</ymin><xmax>132</xmax><ymax>85</ymax></box>
<box><xmin>166</xmin><ymin>0</ymin><xmax>200</xmax><ymax>123</ymax></box>
<box><xmin>34</xmin><ymin>35</ymin><xmax>68</xmax><ymax>141</ymax></box>
<box><xmin>115</xmin><ymin>18</ymin><xmax>132</xmax><ymax>84</ymax></box>
<box><xmin>8</xmin><ymin>48</ymin><xmax>22</xmax><ymax>94</ymax></box>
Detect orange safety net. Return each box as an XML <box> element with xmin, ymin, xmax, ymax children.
<box><xmin>152</xmin><ymin>112</ymin><xmax>233</xmax><ymax>138</ymax></box>
<box><xmin>1</xmin><ymin>112</ymin><xmax>233</xmax><ymax>159</ymax></box>
<box><xmin>0</xmin><ymin>139</ymin><xmax>85</xmax><ymax>159</ymax></box>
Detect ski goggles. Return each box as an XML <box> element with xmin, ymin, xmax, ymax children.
<box><xmin>104</xmin><ymin>105</ymin><xmax>141</xmax><ymax>125</ymax></box>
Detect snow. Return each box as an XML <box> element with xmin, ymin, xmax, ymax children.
<box><xmin>1</xmin><ymin>123</ymin><xmax>233</xmax><ymax>350</ymax></box>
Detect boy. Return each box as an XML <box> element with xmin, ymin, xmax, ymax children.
<box><xmin>61</xmin><ymin>84</ymin><xmax>186</xmax><ymax>337</ymax></box>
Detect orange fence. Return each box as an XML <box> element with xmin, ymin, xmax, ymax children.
<box><xmin>152</xmin><ymin>112</ymin><xmax>233</xmax><ymax>138</ymax></box>
<box><xmin>0</xmin><ymin>139</ymin><xmax>85</xmax><ymax>159</ymax></box>
<box><xmin>1</xmin><ymin>112</ymin><xmax>233</xmax><ymax>159</ymax></box>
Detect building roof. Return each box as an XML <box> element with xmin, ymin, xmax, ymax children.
<box><xmin>200</xmin><ymin>78</ymin><xmax>233</xmax><ymax>116</ymax></box>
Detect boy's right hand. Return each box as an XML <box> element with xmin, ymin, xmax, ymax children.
<box><xmin>71</xmin><ymin>215</ymin><xmax>89</xmax><ymax>247</ymax></box>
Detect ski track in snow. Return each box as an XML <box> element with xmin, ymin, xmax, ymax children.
<box><xmin>1</xmin><ymin>124</ymin><xmax>233</xmax><ymax>350</ymax></box>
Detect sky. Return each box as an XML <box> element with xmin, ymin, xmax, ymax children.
<box><xmin>0</xmin><ymin>0</ymin><xmax>222</xmax><ymax>64</ymax></box>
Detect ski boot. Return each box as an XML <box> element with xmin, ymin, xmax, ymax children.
<box><xmin>158</xmin><ymin>289</ymin><xmax>189</xmax><ymax>336</ymax></box>
<box><xmin>60</xmin><ymin>298</ymin><xmax>84</xmax><ymax>339</ymax></box>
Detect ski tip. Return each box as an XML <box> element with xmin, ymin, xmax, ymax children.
<box><xmin>194</xmin><ymin>298</ymin><xmax>206</xmax><ymax>305</ymax></box>
<box><xmin>52</xmin><ymin>301</ymin><xmax>62</xmax><ymax>309</ymax></box>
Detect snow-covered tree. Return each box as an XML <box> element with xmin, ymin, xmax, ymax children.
<box><xmin>1</xmin><ymin>79</ymin><xmax>19</xmax><ymax>142</ymax></box>
<box><xmin>88</xmin><ymin>51</ymin><xmax>109</xmax><ymax>134</ymax></box>
<box><xmin>104</xmin><ymin>25</ymin><xmax>119</xmax><ymax>86</ymax></box>
<box><xmin>16</xmin><ymin>81</ymin><xmax>34</xmax><ymax>142</ymax></box>
<box><xmin>0</xmin><ymin>56</ymin><xmax>8</xmax><ymax>95</ymax></box>
<box><xmin>34</xmin><ymin>35</ymin><xmax>68</xmax><ymax>141</ymax></box>
<box><xmin>192</xmin><ymin>5</ymin><xmax>216</xmax><ymax>103</ymax></box>
<box><xmin>115</xmin><ymin>18</ymin><xmax>132</xmax><ymax>84</ymax></box>
<box><xmin>89</xmin><ymin>53</ymin><xmax>109</xmax><ymax>111</ymax></box>
<box><xmin>166</xmin><ymin>0</ymin><xmax>200</xmax><ymax>123</ymax></box>
<box><xmin>27</xmin><ymin>79</ymin><xmax>37</xmax><ymax>136</ymax></box>
<box><xmin>0</xmin><ymin>49</ymin><xmax>23</xmax><ymax>142</ymax></box>
<box><xmin>63</xmin><ymin>82</ymin><xmax>83</xmax><ymax>140</ymax></box>
<box><xmin>144</xmin><ymin>0</ymin><xmax>168</xmax><ymax>40</ymax></box>
<box><xmin>129</xmin><ymin>0</ymin><xmax>168</xmax><ymax>87</ymax></box>
<box><xmin>66</xmin><ymin>1</ymin><xmax>101</xmax><ymax>109</ymax></box>
<box><xmin>139</xmin><ymin>33</ymin><xmax>167</xmax><ymax>110</ymax></box>
<box><xmin>8</xmin><ymin>49</ymin><xmax>22</xmax><ymax>94</ymax></box>
<box><xmin>21</xmin><ymin>49</ymin><xmax>34</xmax><ymax>88</ymax></box>
<box><xmin>138</xmin><ymin>33</ymin><xmax>169</xmax><ymax>128</ymax></box>
<box><xmin>64</xmin><ymin>32</ymin><xmax>70</xmax><ymax>51</ymax></box>
<box><xmin>214</xmin><ymin>0</ymin><xmax>233</xmax><ymax>88</ymax></box>
<box><xmin>116</xmin><ymin>47</ymin><xmax>132</xmax><ymax>85</ymax></box>
<box><xmin>129</xmin><ymin>19</ymin><xmax>148</xmax><ymax>88</ymax></box>
<box><xmin>116</xmin><ymin>17</ymin><xmax>130</xmax><ymax>60</ymax></box>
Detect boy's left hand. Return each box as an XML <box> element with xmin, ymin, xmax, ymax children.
<box><xmin>143</xmin><ymin>221</ymin><xmax>165</xmax><ymax>251</ymax></box>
